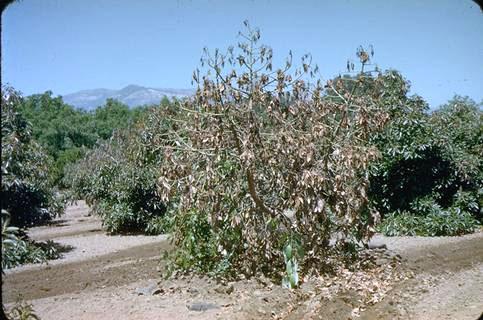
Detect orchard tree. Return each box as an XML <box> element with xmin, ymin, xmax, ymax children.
<box><xmin>1</xmin><ymin>86</ymin><xmax>64</xmax><ymax>227</ymax></box>
<box><xmin>156</xmin><ymin>22</ymin><xmax>390</xmax><ymax>281</ymax></box>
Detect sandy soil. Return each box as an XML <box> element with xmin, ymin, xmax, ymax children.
<box><xmin>360</xmin><ymin>233</ymin><xmax>483</xmax><ymax>320</ymax></box>
<box><xmin>2</xmin><ymin>202</ymin><xmax>482</xmax><ymax>319</ymax></box>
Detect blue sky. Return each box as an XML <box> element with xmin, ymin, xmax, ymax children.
<box><xmin>2</xmin><ymin>0</ymin><xmax>482</xmax><ymax>108</ymax></box>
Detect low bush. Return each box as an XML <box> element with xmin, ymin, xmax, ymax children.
<box><xmin>2</xmin><ymin>210</ymin><xmax>63</xmax><ymax>270</ymax></box>
<box><xmin>378</xmin><ymin>208</ymin><xmax>479</xmax><ymax>237</ymax></box>
<box><xmin>166</xmin><ymin>209</ymin><xmax>220</xmax><ymax>274</ymax></box>
<box><xmin>4</xmin><ymin>300</ymin><xmax>40</xmax><ymax>320</ymax></box>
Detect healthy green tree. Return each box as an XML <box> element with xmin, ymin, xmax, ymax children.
<box><xmin>370</xmin><ymin>89</ymin><xmax>482</xmax><ymax>236</ymax></box>
<box><xmin>1</xmin><ymin>86</ymin><xmax>64</xmax><ymax>227</ymax></box>
<box><xmin>65</xmin><ymin>105</ymin><xmax>171</xmax><ymax>234</ymax></box>
<box><xmin>431</xmin><ymin>96</ymin><xmax>482</xmax><ymax>191</ymax></box>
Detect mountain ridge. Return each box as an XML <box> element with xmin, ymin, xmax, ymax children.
<box><xmin>63</xmin><ymin>85</ymin><xmax>194</xmax><ymax>110</ymax></box>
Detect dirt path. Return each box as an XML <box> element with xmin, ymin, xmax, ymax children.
<box><xmin>361</xmin><ymin>234</ymin><xmax>483</xmax><ymax>320</ymax></box>
<box><xmin>3</xmin><ymin>201</ymin><xmax>170</xmax><ymax>302</ymax></box>
<box><xmin>2</xmin><ymin>202</ymin><xmax>482</xmax><ymax>319</ymax></box>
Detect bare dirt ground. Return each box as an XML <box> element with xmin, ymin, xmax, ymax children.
<box><xmin>2</xmin><ymin>202</ymin><xmax>482</xmax><ymax>320</ymax></box>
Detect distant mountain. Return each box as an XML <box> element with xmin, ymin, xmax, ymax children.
<box><xmin>63</xmin><ymin>84</ymin><xmax>194</xmax><ymax>110</ymax></box>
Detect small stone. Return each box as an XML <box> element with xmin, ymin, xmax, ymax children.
<box><xmin>226</xmin><ymin>284</ymin><xmax>234</xmax><ymax>295</ymax></box>
<box><xmin>187</xmin><ymin>302</ymin><xmax>220</xmax><ymax>312</ymax></box>
<box><xmin>135</xmin><ymin>283</ymin><xmax>158</xmax><ymax>296</ymax></box>
<box><xmin>257</xmin><ymin>275</ymin><xmax>270</xmax><ymax>287</ymax></box>
<box><xmin>214</xmin><ymin>285</ymin><xmax>226</xmax><ymax>294</ymax></box>
<box><xmin>214</xmin><ymin>283</ymin><xmax>234</xmax><ymax>295</ymax></box>
<box><xmin>152</xmin><ymin>288</ymin><xmax>164</xmax><ymax>295</ymax></box>
<box><xmin>375</xmin><ymin>258</ymin><xmax>388</xmax><ymax>266</ymax></box>
<box><xmin>368</xmin><ymin>239</ymin><xmax>387</xmax><ymax>250</ymax></box>
<box><xmin>188</xmin><ymin>287</ymin><xmax>199</xmax><ymax>295</ymax></box>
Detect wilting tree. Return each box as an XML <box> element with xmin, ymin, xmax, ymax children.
<box><xmin>157</xmin><ymin>22</ymin><xmax>390</xmax><ymax>280</ymax></box>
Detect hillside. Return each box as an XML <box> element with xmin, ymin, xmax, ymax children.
<box><xmin>63</xmin><ymin>84</ymin><xmax>194</xmax><ymax>109</ymax></box>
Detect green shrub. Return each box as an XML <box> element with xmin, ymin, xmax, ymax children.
<box><xmin>378</xmin><ymin>193</ymin><xmax>479</xmax><ymax>236</ymax></box>
<box><xmin>166</xmin><ymin>209</ymin><xmax>220</xmax><ymax>274</ymax></box>
<box><xmin>378</xmin><ymin>208</ymin><xmax>479</xmax><ymax>237</ymax></box>
<box><xmin>2</xmin><ymin>210</ymin><xmax>63</xmax><ymax>270</ymax></box>
<box><xmin>378</xmin><ymin>212</ymin><xmax>423</xmax><ymax>236</ymax></box>
<box><xmin>424</xmin><ymin>208</ymin><xmax>478</xmax><ymax>236</ymax></box>
<box><xmin>453</xmin><ymin>190</ymin><xmax>481</xmax><ymax>220</ymax></box>
<box><xmin>1</xmin><ymin>86</ymin><xmax>64</xmax><ymax>228</ymax></box>
<box><xmin>66</xmin><ymin>108</ymin><xmax>170</xmax><ymax>234</ymax></box>
<box><xmin>145</xmin><ymin>215</ymin><xmax>172</xmax><ymax>235</ymax></box>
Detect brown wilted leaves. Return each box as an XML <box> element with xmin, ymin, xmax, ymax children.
<box><xmin>157</xmin><ymin>24</ymin><xmax>389</xmax><ymax>277</ymax></box>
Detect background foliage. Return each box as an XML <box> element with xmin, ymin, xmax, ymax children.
<box><xmin>370</xmin><ymin>87</ymin><xmax>482</xmax><ymax>235</ymax></box>
<box><xmin>18</xmin><ymin>93</ymin><xmax>147</xmax><ymax>187</ymax></box>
